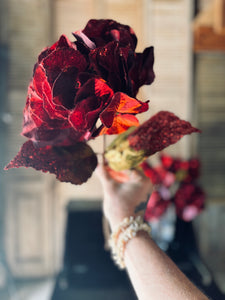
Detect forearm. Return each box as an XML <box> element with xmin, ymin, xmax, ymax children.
<box><xmin>97</xmin><ymin>165</ymin><xmax>208</xmax><ymax>299</ymax></box>
<box><xmin>124</xmin><ymin>231</ymin><xmax>208</xmax><ymax>300</ymax></box>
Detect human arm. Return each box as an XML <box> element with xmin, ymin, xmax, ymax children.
<box><xmin>97</xmin><ymin>164</ymin><xmax>209</xmax><ymax>300</ymax></box>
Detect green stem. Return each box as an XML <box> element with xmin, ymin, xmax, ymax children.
<box><xmin>103</xmin><ymin>135</ymin><xmax>106</xmax><ymax>165</ymax></box>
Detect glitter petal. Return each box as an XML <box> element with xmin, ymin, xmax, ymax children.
<box><xmin>5</xmin><ymin>141</ymin><xmax>97</xmax><ymax>185</ymax></box>
<box><xmin>128</xmin><ymin>111</ymin><xmax>200</xmax><ymax>155</ymax></box>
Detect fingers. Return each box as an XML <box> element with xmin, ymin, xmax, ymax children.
<box><xmin>96</xmin><ymin>164</ymin><xmax>129</xmax><ymax>184</ymax></box>
<box><xmin>96</xmin><ymin>164</ymin><xmax>120</xmax><ymax>193</ymax></box>
<box><xmin>96</xmin><ymin>163</ymin><xmax>152</xmax><ymax>193</ymax></box>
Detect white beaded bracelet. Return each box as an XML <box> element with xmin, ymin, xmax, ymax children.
<box><xmin>109</xmin><ymin>216</ymin><xmax>151</xmax><ymax>269</ymax></box>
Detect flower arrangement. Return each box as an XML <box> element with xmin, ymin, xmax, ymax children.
<box><xmin>5</xmin><ymin>19</ymin><xmax>200</xmax><ymax>187</ymax></box>
<box><xmin>142</xmin><ymin>154</ymin><xmax>205</xmax><ymax>222</ymax></box>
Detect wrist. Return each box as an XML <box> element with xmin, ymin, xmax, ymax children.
<box><xmin>108</xmin><ymin>215</ymin><xmax>151</xmax><ymax>269</ymax></box>
<box><xmin>108</xmin><ymin>211</ymin><xmax>145</xmax><ymax>232</ymax></box>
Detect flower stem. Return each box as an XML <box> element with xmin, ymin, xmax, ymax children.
<box><xmin>103</xmin><ymin>135</ymin><xmax>106</xmax><ymax>165</ymax></box>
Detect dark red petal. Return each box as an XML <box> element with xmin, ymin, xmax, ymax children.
<box><xmin>4</xmin><ymin>141</ymin><xmax>97</xmax><ymax>185</ymax></box>
<box><xmin>112</xmin><ymin>93</ymin><xmax>148</xmax><ymax>113</ymax></box>
<box><xmin>90</xmin><ymin>41</ymin><xmax>133</xmax><ymax>94</ymax></box>
<box><xmin>69</xmin><ymin>78</ymin><xmax>114</xmax><ymax>131</ymax></box>
<box><xmin>32</xmin><ymin>64</ymin><xmax>68</xmax><ymax>120</ymax></box>
<box><xmin>185</xmin><ymin>158</ymin><xmax>200</xmax><ymax>182</ymax></box>
<box><xmin>100</xmin><ymin>92</ymin><xmax>148</xmax><ymax>128</ymax></box>
<box><xmin>98</xmin><ymin>114</ymin><xmax>139</xmax><ymax>135</ymax></box>
<box><xmin>38</xmin><ymin>47</ymin><xmax>54</xmax><ymax>63</ymax></box>
<box><xmin>23</xmin><ymin>86</ymin><xmax>69</xmax><ymax>144</ymax></box>
<box><xmin>128</xmin><ymin>111</ymin><xmax>201</xmax><ymax>155</ymax></box>
<box><xmin>82</xmin><ymin>19</ymin><xmax>137</xmax><ymax>50</ymax></box>
<box><xmin>52</xmin><ymin>67</ymin><xmax>78</xmax><ymax>109</ymax></box>
<box><xmin>144</xmin><ymin>191</ymin><xmax>171</xmax><ymax>221</ymax></box>
<box><xmin>43</xmin><ymin>48</ymin><xmax>87</xmax><ymax>85</ymax></box>
<box><xmin>74</xmin><ymin>78</ymin><xmax>114</xmax><ymax>105</ymax></box>
<box><xmin>32</xmin><ymin>64</ymin><xmax>48</xmax><ymax>98</ymax></box>
<box><xmin>174</xmin><ymin>183</ymin><xmax>205</xmax><ymax>221</ymax></box>
<box><xmin>130</xmin><ymin>47</ymin><xmax>155</xmax><ymax>96</ymax></box>
<box><xmin>38</xmin><ymin>35</ymin><xmax>77</xmax><ymax>64</ymax></box>
<box><xmin>56</xmin><ymin>34</ymin><xmax>77</xmax><ymax>49</ymax></box>
<box><xmin>140</xmin><ymin>161</ymin><xmax>162</xmax><ymax>185</ymax></box>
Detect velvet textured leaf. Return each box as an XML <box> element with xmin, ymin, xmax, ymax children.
<box><xmin>5</xmin><ymin>141</ymin><xmax>97</xmax><ymax>185</ymax></box>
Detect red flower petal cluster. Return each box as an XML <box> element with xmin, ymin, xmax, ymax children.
<box><xmin>174</xmin><ymin>183</ymin><xmax>205</xmax><ymax>222</ymax></box>
<box><xmin>143</xmin><ymin>155</ymin><xmax>205</xmax><ymax>222</ymax></box>
<box><xmin>74</xmin><ymin>19</ymin><xmax>155</xmax><ymax>97</ymax></box>
<box><xmin>5</xmin><ymin>19</ymin><xmax>153</xmax><ymax>184</ymax></box>
<box><xmin>160</xmin><ymin>154</ymin><xmax>201</xmax><ymax>183</ymax></box>
<box><xmin>23</xmin><ymin>33</ymin><xmax>149</xmax><ymax>147</ymax></box>
<box><xmin>144</xmin><ymin>191</ymin><xmax>171</xmax><ymax>221</ymax></box>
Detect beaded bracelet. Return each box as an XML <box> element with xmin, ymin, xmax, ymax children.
<box><xmin>110</xmin><ymin>216</ymin><xmax>138</xmax><ymax>244</ymax></box>
<box><xmin>109</xmin><ymin>216</ymin><xmax>151</xmax><ymax>269</ymax></box>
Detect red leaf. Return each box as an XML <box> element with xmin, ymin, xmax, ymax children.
<box><xmin>100</xmin><ymin>92</ymin><xmax>149</xmax><ymax>128</ymax></box>
<box><xmin>5</xmin><ymin>141</ymin><xmax>97</xmax><ymax>185</ymax></box>
<box><xmin>128</xmin><ymin>111</ymin><xmax>200</xmax><ymax>155</ymax></box>
<box><xmin>99</xmin><ymin>114</ymin><xmax>139</xmax><ymax>135</ymax></box>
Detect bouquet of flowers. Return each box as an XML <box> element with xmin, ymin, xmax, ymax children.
<box><xmin>5</xmin><ymin>19</ymin><xmax>200</xmax><ymax>186</ymax></box>
<box><xmin>142</xmin><ymin>154</ymin><xmax>205</xmax><ymax>222</ymax></box>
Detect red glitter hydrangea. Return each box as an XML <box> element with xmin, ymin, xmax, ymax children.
<box><xmin>142</xmin><ymin>156</ymin><xmax>205</xmax><ymax>222</ymax></box>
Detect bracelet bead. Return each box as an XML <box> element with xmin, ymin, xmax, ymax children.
<box><xmin>109</xmin><ymin>216</ymin><xmax>151</xmax><ymax>269</ymax></box>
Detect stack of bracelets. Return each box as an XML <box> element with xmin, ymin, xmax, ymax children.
<box><xmin>109</xmin><ymin>216</ymin><xmax>151</xmax><ymax>269</ymax></box>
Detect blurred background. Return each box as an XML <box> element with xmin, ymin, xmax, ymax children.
<box><xmin>0</xmin><ymin>0</ymin><xmax>225</xmax><ymax>299</ymax></box>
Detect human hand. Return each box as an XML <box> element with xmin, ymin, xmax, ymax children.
<box><xmin>96</xmin><ymin>164</ymin><xmax>153</xmax><ymax>231</ymax></box>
